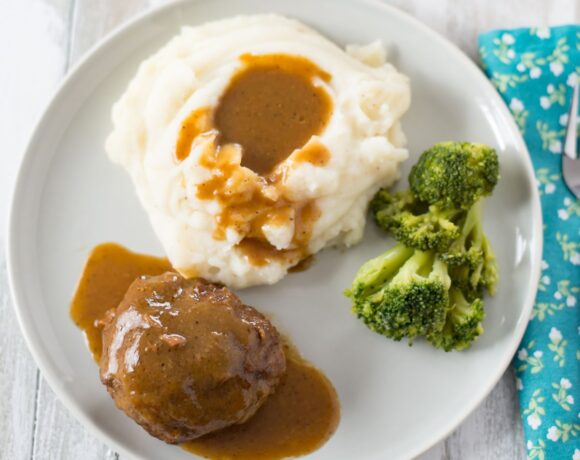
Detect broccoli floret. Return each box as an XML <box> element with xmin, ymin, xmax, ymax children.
<box><xmin>448</xmin><ymin>264</ymin><xmax>483</xmax><ymax>301</ymax></box>
<box><xmin>372</xmin><ymin>189</ymin><xmax>463</xmax><ymax>252</ymax></box>
<box><xmin>409</xmin><ymin>142</ymin><xmax>499</xmax><ymax>209</ymax></box>
<box><xmin>351</xmin><ymin>140</ymin><xmax>500</xmax><ymax>352</ymax></box>
<box><xmin>346</xmin><ymin>242</ymin><xmax>414</xmax><ymax>299</ymax></box>
<box><xmin>427</xmin><ymin>287</ymin><xmax>485</xmax><ymax>351</ymax></box>
<box><xmin>347</xmin><ymin>244</ymin><xmax>451</xmax><ymax>342</ymax></box>
<box><xmin>441</xmin><ymin>200</ymin><xmax>498</xmax><ymax>295</ymax></box>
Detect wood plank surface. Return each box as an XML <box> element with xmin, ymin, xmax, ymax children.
<box><xmin>0</xmin><ymin>1</ymin><xmax>71</xmax><ymax>459</ymax></box>
<box><xmin>1</xmin><ymin>0</ymin><xmax>578</xmax><ymax>459</ymax></box>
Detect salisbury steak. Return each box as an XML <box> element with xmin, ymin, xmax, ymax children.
<box><xmin>99</xmin><ymin>272</ymin><xmax>286</xmax><ymax>444</ymax></box>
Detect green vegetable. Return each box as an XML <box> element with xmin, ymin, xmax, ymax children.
<box><xmin>426</xmin><ymin>287</ymin><xmax>485</xmax><ymax>352</ymax></box>
<box><xmin>346</xmin><ymin>141</ymin><xmax>500</xmax><ymax>352</ymax></box>
<box><xmin>441</xmin><ymin>199</ymin><xmax>499</xmax><ymax>296</ymax></box>
<box><xmin>371</xmin><ymin>189</ymin><xmax>462</xmax><ymax>252</ymax></box>
<box><xmin>409</xmin><ymin>142</ymin><xmax>499</xmax><ymax>209</ymax></box>
<box><xmin>346</xmin><ymin>243</ymin><xmax>451</xmax><ymax>342</ymax></box>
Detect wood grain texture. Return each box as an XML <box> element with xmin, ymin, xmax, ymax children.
<box><xmin>0</xmin><ymin>1</ymin><xmax>70</xmax><ymax>459</ymax></box>
<box><xmin>387</xmin><ymin>0</ymin><xmax>578</xmax><ymax>60</ymax></box>
<box><xmin>446</xmin><ymin>368</ymin><xmax>525</xmax><ymax>460</ymax></box>
<box><xmin>2</xmin><ymin>0</ymin><xmax>578</xmax><ymax>459</ymax></box>
<box><xmin>69</xmin><ymin>0</ymin><xmax>151</xmax><ymax>65</ymax></box>
<box><xmin>0</xmin><ymin>248</ymin><xmax>37</xmax><ymax>460</ymax></box>
<box><xmin>31</xmin><ymin>379</ymin><xmax>118</xmax><ymax>460</ymax></box>
<box><xmin>0</xmin><ymin>0</ymin><xmax>71</xmax><ymax>239</ymax></box>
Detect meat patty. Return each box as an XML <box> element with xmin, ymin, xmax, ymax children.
<box><xmin>99</xmin><ymin>272</ymin><xmax>286</xmax><ymax>444</ymax></box>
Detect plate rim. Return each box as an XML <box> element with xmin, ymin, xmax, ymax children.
<box><xmin>6</xmin><ymin>0</ymin><xmax>543</xmax><ymax>458</ymax></box>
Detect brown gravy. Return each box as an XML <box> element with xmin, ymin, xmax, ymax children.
<box><xmin>292</xmin><ymin>140</ymin><xmax>331</xmax><ymax>167</ymax></box>
<box><xmin>70</xmin><ymin>243</ymin><xmax>340</xmax><ymax>459</ymax></box>
<box><xmin>173</xmin><ymin>54</ymin><xmax>332</xmax><ymax>270</ymax></box>
<box><xmin>70</xmin><ymin>243</ymin><xmax>171</xmax><ymax>361</ymax></box>
<box><xmin>288</xmin><ymin>255</ymin><xmax>315</xmax><ymax>273</ymax></box>
<box><xmin>214</xmin><ymin>53</ymin><xmax>332</xmax><ymax>175</ymax></box>
<box><xmin>183</xmin><ymin>344</ymin><xmax>339</xmax><ymax>460</ymax></box>
<box><xmin>175</xmin><ymin>108</ymin><xmax>213</xmax><ymax>162</ymax></box>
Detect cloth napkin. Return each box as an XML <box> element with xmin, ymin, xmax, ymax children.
<box><xmin>479</xmin><ymin>26</ymin><xmax>580</xmax><ymax>459</ymax></box>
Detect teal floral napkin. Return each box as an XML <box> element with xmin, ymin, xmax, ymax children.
<box><xmin>479</xmin><ymin>26</ymin><xmax>579</xmax><ymax>459</ymax></box>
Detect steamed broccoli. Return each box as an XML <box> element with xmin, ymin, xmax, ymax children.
<box><xmin>409</xmin><ymin>142</ymin><xmax>499</xmax><ymax>209</ymax></box>
<box><xmin>375</xmin><ymin>142</ymin><xmax>499</xmax><ymax>294</ymax></box>
<box><xmin>371</xmin><ymin>189</ymin><xmax>463</xmax><ymax>252</ymax></box>
<box><xmin>427</xmin><ymin>287</ymin><xmax>485</xmax><ymax>352</ymax></box>
<box><xmin>441</xmin><ymin>200</ymin><xmax>499</xmax><ymax>295</ymax></box>
<box><xmin>346</xmin><ymin>244</ymin><xmax>451</xmax><ymax>342</ymax></box>
<box><xmin>346</xmin><ymin>141</ymin><xmax>499</xmax><ymax>352</ymax></box>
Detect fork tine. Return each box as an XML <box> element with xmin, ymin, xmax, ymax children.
<box><xmin>563</xmin><ymin>79</ymin><xmax>578</xmax><ymax>160</ymax></box>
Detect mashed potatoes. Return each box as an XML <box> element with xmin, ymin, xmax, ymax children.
<box><xmin>106</xmin><ymin>14</ymin><xmax>410</xmax><ymax>288</ymax></box>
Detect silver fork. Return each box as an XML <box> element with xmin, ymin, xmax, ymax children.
<box><xmin>562</xmin><ymin>79</ymin><xmax>579</xmax><ymax>198</ymax></box>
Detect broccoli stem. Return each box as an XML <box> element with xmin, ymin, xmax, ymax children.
<box><xmin>480</xmin><ymin>235</ymin><xmax>498</xmax><ymax>295</ymax></box>
<box><xmin>390</xmin><ymin>250</ymin><xmax>434</xmax><ymax>285</ymax></box>
<box><xmin>349</xmin><ymin>243</ymin><xmax>414</xmax><ymax>297</ymax></box>
<box><xmin>432</xmin><ymin>258</ymin><xmax>452</xmax><ymax>290</ymax></box>
<box><xmin>449</xmin><ymin>287</ymin><xmax>472</xmax><ymax>317</ymax></box>
<box><xmin>430</xmin><ymin>205</ymin><xmax>463</xmax><ymax>226</ymax></box>
<box><xmin>463</xmin><ymin>199</ymin><xmax>482</xmax><ymax>238</ymax></box>
<box><xmin>442</xmin><ymin>199</ymin><xmax>483</xmax><ymax>262</ymax></box>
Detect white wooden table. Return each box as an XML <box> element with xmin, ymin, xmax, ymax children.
<box><xmin>1</xmin><ymin>1</ymin><xmax>577</xmax><ymax>459</ymax></box>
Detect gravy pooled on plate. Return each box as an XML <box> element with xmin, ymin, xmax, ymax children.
<box><xmin>70</xmin><ymin>243</ymin><xmax>171</xmax><ymax>361</ymax></box>
<box><xmin>184</xmin><ymin>343</ymin><xmax>339</xmax><ymax>460</ymax></box>
<box><xmin>71</xmin><ymin>243</ymin><xmax>339</xmax><ymax>459</ymax></box>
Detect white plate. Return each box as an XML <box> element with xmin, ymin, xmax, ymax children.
<box><xmin>7</xmin><ymin>0</ymin><xmax>542</xmax><ymax>459</ymax></box>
